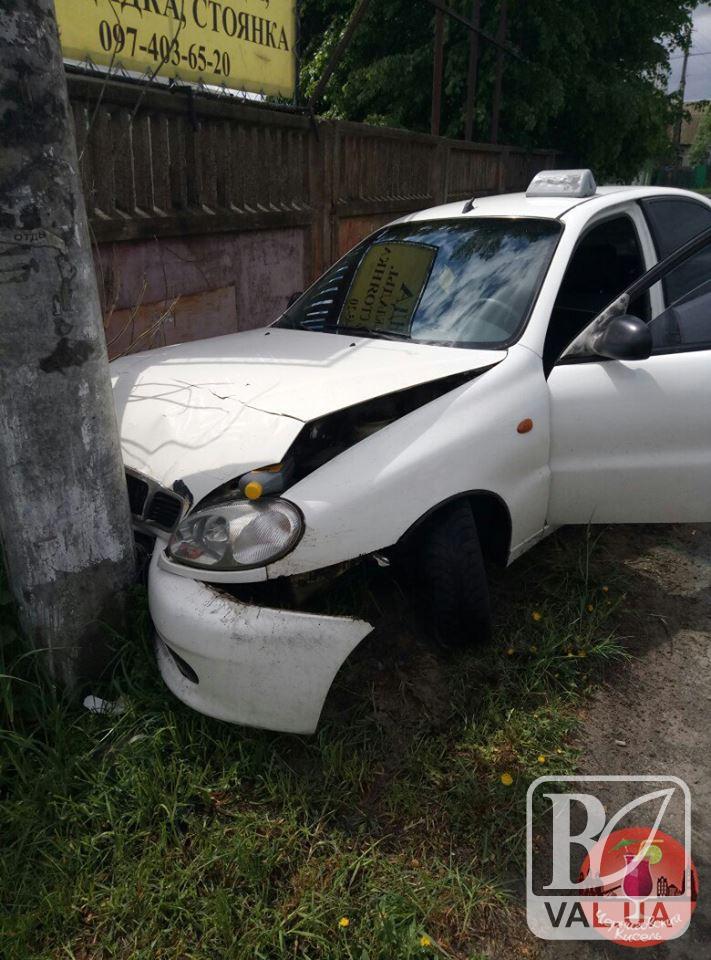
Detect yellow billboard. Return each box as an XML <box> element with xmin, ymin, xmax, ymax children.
<box><xmin>55</xmin><ymin>0</ymin><xmax>296</xmax><ymax>97</ymax></box>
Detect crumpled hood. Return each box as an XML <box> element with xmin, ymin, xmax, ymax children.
<box><xmin>111</xmin><ymin>326</ymin><xmax>505</xmax><ymax>502</ymax></box>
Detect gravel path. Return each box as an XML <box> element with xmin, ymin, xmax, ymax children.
<box><xmin>541</xmin><ymin>524</ymin><xmax>711</xmax><ymax>959</ymax></box>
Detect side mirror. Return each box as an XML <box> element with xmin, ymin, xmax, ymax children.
<box><xmin>592</xmin><ymin>314</ymin><xmax>652</xmax><ymax>361</ymax></box>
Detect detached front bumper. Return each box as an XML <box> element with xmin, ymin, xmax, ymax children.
<box><xmin>148</xmin><ymin>546</ymin><xmax>373</xmax><ymax>734</ymax></box>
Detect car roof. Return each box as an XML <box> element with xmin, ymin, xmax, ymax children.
<box><xmin>399</xmin><ymin>185</ymin><xmax>709</xmax><ymax>224</ymax></box>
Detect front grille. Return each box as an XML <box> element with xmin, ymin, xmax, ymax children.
<box><xmin>126</xmin><ymin>474</ymin><xmax>149</xmax><ymax>515</ymax></box>
<box><xmin>146</xmin><ymin>491</ymin><xmax>183</xmax><ymax>530</ymax></box>
<box><xmin>125</xmin><ymin>469</ymin><xmax>185</xmax><ymax>533</ymax></box>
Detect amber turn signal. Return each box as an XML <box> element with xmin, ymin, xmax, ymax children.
<box><xmin>244</xmin><ymin>481</ymin><xmax>263</xmax><ymax>500</ymax></box>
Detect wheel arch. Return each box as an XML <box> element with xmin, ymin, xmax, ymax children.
<box><xmin>397</xmin><ymin>489</ymin><xmax>512</xmax><ymax>567</ymax></box>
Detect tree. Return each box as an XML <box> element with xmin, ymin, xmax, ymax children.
<box><xmin>300</xmin><ymin>0</ymin><xmax>698</xmax><ymax>179</ymax></box>
<box><xmin>0</xmin><ymin>0</ymin><xmax>136</xmax><ymax>686</ymax></box>
<box><xmin>689</xmin><ymin>103</ymin><xmax>711</xmax><ymax>165</ymax></box>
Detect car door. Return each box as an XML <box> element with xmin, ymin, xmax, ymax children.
<box><xmin>546</xmin><ymin>223</ymin><xmax>711</xmax><ymax>525</ymax></box>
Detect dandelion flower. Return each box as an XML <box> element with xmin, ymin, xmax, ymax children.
<box><xmin>586</xmin><ymin>603</ymin><xmax>594</xmax><ymax>612</ymax></box>
<box><xmin>506</xmin><ymin>646</ymin><xmax>514</xmax><ymax>656</ymax></box>
<box><xmin>420</xmin><ymin>935</ymin><xmax>432</xmax><ymax>947</ymax></box>
<box><xmin>530</xmin><ymin>644</ymin><xmax>538</xmax><ymax>654</ymax></box>
<box><xmin>501</xmin><ymin>772</ymin><xmax>513</xmax><ymax>786</ymax></box>
<box><xmin>338</xmin><ymin>917</ymin><xmax>350</xmax><ymax>928</ymax></box>
<box><xmin>532</xmin><ymin>610</ymin><xmax>543</xmax><ymax>622</ymax></box>
<box><xmin>538</xmin><ymin>755</ymin><xmax>546</xmax><ymax>764</ymax></box>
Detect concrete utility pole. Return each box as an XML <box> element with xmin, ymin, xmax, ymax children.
<box><xmin>0</xmin><ymin>1</ymin><xmax>136</xmax><ymax>686</ymax></box>
<box><xmin>673</xmin><ymin>23</ymin><xmax>693</xmax><ymax>168</ymax></box>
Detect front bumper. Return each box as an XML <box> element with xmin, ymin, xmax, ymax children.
<box><xmin>148</xmin><ymin>546</ymin><xmax>373</xmax><ymax>734</ymax></box>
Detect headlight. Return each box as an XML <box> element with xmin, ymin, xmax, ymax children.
<box><xmin>168</xmin><ymin>499</ymin><xmax>303</xmax><ymax>570</ymax></box>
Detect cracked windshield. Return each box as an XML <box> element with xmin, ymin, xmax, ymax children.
<box><xmin>278</xmin><ymin>218</ymin><xmax>561</xmax><ymax>347</ymax></box>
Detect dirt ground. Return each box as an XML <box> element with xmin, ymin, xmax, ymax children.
<box><xmin>541</xmin><ymin>523</ymin><xmax>711</xmax><ymax>959</ymax></box>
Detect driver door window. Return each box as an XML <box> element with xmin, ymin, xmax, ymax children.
<box><xmin>543</xmin><ymin>215</ymin><xmax>649</xmax><ymax>372</ymax></box>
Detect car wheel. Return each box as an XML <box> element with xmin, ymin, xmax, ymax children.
<box><xmin>418</xmin><ymin>500</ymin><xmax>491</xmax><ymax>647</ymax></box>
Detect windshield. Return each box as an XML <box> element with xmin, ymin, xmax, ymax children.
<box><xmin>277</xmin><ymin>218</ymin><xmax>561</xmax><ymax>348</ymax></box>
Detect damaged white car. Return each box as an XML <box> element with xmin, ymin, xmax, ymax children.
<box><xmin>111</xmin><ymin>170</ymin><xmax>711</xmax><ymax>733</ymax></box>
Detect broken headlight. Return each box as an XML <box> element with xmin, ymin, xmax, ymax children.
<box><xmin>168</xmin><ymin>499</ymin><xmax>303</xmax><ymax>570</ymax></box>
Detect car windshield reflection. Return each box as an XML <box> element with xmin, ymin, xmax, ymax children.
<box><xmin>277</xmin><ymin>218</ymin><xmax>562</xmax><ymax>348</ymax></box>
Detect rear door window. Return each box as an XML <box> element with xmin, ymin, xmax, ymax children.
<box><xmin>640</xmin><ymin>197</ymin><xmax>711</xmax><ymax>305</ymax></box>
<box><xmin>648</xmin><ymin>249</ymin><xmax>711</xmax><ymax>352</ymax></box>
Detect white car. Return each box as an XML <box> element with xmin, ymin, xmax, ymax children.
<box><xmin>111</xmin><ymin>170</ymin><xmax>711</xmax><ymax>734</ymax></box>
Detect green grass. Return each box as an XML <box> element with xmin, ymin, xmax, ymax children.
<box><xmin>0</xmin><ymin>528</ymin><xmax>629</xmax><ymax>960</ymax></box>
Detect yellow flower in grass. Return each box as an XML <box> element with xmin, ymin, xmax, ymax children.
<box><xmin>420</xmin><ymin>935</ymin><xmax>432</xmax><ymax>947</ymax></box>
<box><xmin>506</xmin><ymin>646</ymin><xmax>515</xmax><ymax>656</ymax></box>
<box><xmin>556</xmin><ymin>747</ymin><xmax>564</xmax><ymax>755</ymax></box>
<box><xmin>530</xmin><ymin>644</ymin><xmax>538</xmax><ymax>654</ymax></box>
<box><xmin>586</xmin><ymin>603</ymin><xmax>594</xmax><ymax>612</ymax></box>
<box><xmin>501</xmin><ymin>772</ymin><xmax>513</xmax><ymax>786</ymax></box>
<box><xmin>338</xmin><ymin>916</ymin><xmax>350</xmax><ymax>928</ymax></box>
<box><xmin>538</xmin><ymin>755</ymin><xmax>546</xmax><ymax>764</ymax></box>
<box><xmin>532</xmin><ymin>610</ymin><xmax>543</xmax><ymax>622</ymax></box>
<box><xmin>602</xmin><ymin>585</ymin><xmax>609</xmax><ymax>593</ymax></box>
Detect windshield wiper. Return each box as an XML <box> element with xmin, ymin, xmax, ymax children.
<box><xmin>306</xmin><ymin>323</ymin><xmax>412</xmax><ymax>341</ymax></box>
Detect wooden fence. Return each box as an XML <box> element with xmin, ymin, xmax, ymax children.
<box><xmin>67</xmin><ymin>75</ymin><xmax>558</xmax><ymax>353</ymax></box>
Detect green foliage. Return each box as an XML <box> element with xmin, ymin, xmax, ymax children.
<box><xmin>0</xmin><ymin>529</ymin><xmax>628</xmax><ymax>959</ymax></box>
<box><xmin>689</xmin><ymin>103</ymin><xmax>711</xmax><ymax>165</ymax></box>
<box><xmin>299</xmin><ymin>0</ymin><xmax>699</xmax><ymax>179</ymax></box>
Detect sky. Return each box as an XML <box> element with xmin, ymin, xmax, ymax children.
<box><xmin>668</xmin><ymin>3</ymin><xmax>711</xmax><ymax>101</ymax></box>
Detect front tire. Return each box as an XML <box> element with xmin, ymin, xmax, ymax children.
<box><xmin>417</xmin><ymin>500</ymin><xmax>491</xmax><ymax>647</ymax></box>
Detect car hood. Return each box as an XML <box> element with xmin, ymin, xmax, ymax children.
<box><xmin>111</xmin><ymin>327</ymin><xmax>506</xmax><ymax>502</ymax></box>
